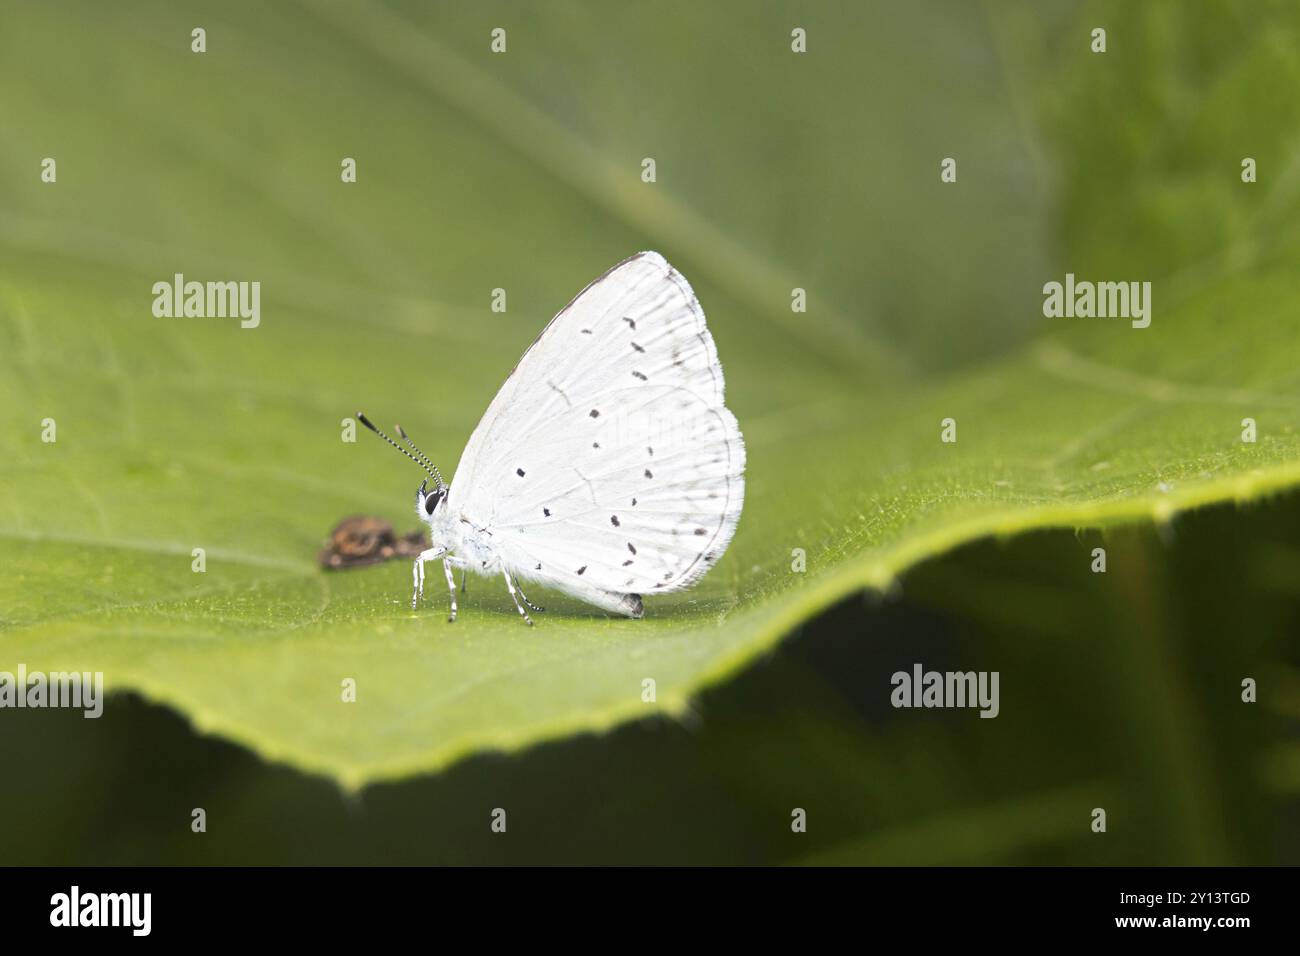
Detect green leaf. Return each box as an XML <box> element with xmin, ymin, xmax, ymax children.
<box><xmin>3</xmin><ymin>1</ymin><xmax>1299</xmax><ymax>788</ymax></box>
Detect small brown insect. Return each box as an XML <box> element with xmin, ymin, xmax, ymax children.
<box><xmin>318</xmin><ymin>515</ymin><xmax>428</xmax><ymax>570</ymax></box>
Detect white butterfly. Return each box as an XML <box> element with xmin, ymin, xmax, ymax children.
<box><xmin>358</xmin><ymin>251</ymin><xmax>745</xmax><ymax>624</ymax></box>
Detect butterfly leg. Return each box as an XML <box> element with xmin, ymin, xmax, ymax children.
<box><xmin>514</xmin><ymin>583</ymin><xmax>545</xmax><ymax>614</ymax></box>
<box><xmin>442</xmin><ymin>557</ymin><xmax>458</xmax><ymax>623</ymax></box>
<box><xmin>501</xmin><ymin>570</ymin><xmax>534</xmax><ymax>626</ymax></box>
<box><xmin>411</xmin><ymin>547</ymin><xmax>446</xmax><ymax>609</ymax></box>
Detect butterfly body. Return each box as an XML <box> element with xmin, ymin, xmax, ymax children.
<box><xmin>363</xmin><ymin>251</ymin><xmax>745</xmax><ymax>624</ymax></box>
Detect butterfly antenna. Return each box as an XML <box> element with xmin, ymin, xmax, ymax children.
<box><xmin>356</xmin><ymin>412</ymin><xmax>436</xmax><ymax>480</ymax></box>
<box><xmin>396</xmin><ymin>424</ymin><xmax>445</xmax><ymax>489</ymax></box>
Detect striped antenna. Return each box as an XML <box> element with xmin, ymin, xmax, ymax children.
<box><xmin>356</xmin><ymin>412</ymin><xmax>437</xmax><ymax>482</ymax></box>
<box><xmin>396</xmin><ymin>424</ymin><xmax>446</xmax><ymax>489</ymax></box>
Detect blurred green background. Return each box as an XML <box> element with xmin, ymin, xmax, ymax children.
<box><xmin>2</xmin><ymin>0</ymin><xmax>1300</xmax><ymax>863</ymax></box>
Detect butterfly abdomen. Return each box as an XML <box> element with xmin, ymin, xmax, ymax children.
<box><xmin>619</xmin><ymin>593</ymin><xmax>644</xmax><ymax>619</ymax></box>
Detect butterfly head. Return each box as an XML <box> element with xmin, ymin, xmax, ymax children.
<box><xmin>356</xmin><ymin>412</ymin><xmax>448</xmax><ymax>524</ymax></box>
<box><xmin>416</xmin><ymin>478</ymin><xmax>447</xmax><ymax>520</ymax></box>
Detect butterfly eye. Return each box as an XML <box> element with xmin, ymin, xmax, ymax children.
<box><xmin>424</xmin><ymin>490</ymin><xmax>442</xmax><ymax>515</ymax></box>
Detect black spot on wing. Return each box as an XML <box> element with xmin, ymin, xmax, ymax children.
<box><xmin>543</xmin><ymin>507</ymin><xmax>551</xmax><ymax>517</ymax></box>
<box><xmin>577</xmin><ymin>565</ymin><xmax>587</xmax><ymax>575</ymax></box>
<box><xmin>644</xmin><ymin>468</ymin><xmax>653</xmax><ymax>479</ymax></box>
<box><xmin>589</xmin><ymin>409</ymin><xmax>600</xmax><ymax>418</ymax></box>
<box><xmin>632</xmin><ymin>371</ymin><xmax>648</xmax><ymax>381</ymax></box>
<box><xmin>627</xmin><ymin>542</ymin><xmax>637</xmax><ymax>555</ymax></box>
<box><xmin>623</xmin><ymin>316</ymin><xmax>636</xmax><ymax>329</ymax></box>
<box><xmin>610</xmin><ymin>515</ymin><xmax>620</xmax><ymax>527</ymax></box>
<box><xmin>631</xmin><ymin>341</ymin><xmax>645</xmax><ymax>353</ymax></box>
<box><xmin>516</xmin><ymin>468</ymin><xmax>526</xmax><ymax>477</ymax></box>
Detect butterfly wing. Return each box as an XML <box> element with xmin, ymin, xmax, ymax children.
<box><xmin>448</xmin><ymin>251</ymin><xmax>745</xmax><ymax>616</ymax></box>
